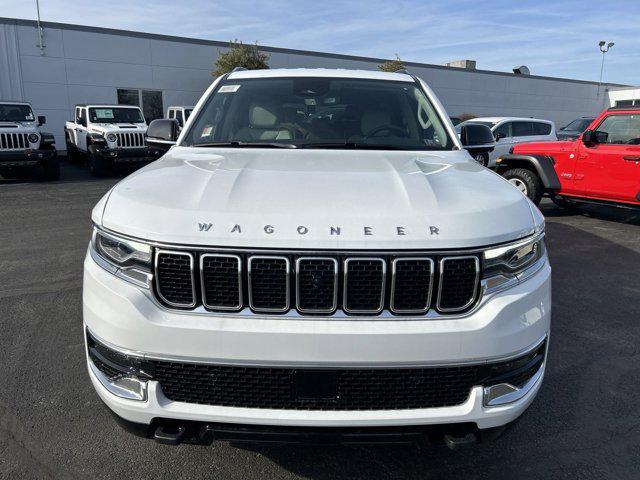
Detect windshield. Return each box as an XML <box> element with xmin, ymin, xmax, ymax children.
<box><xmin>0</xmin><ymin>104</ymin><xmax>35</xmax><ymax>123</ymax></box>
<box><xmin>89</xmin><ymin>107</ymin><xmax>145</xmax><ymax>124</ymax></box>
<box><xmin>562</xmin><ymin>118</ymin><xmax>594</xmax><ymax>131</ymax></box>
<box><xmin>184</xmin><ymin>77</ymin><xmax>453</xmax><ymax>150</ymax></box>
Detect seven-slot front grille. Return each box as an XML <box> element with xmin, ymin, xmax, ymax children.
<box><xmin>154</xmin><ymin>250</ymin><xmax>481</xmax><ymax>316</ymax></box>
<box><xmin>116</xmin><ymin>132</ymin><xmax>145</xmax><ymax>148</ymax></box>
<box><xmin>0</xmin><ymin>132</ymin><xmax>29</xmax><ymax>150</ymax></box>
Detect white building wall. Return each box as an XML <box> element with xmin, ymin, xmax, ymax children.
<box><xmin>608</xmin><ymin>88</ymin><xmax>640</xmax><ymax>107</ymax></box>
<box><xmin>0</xmin><ymin>17</ymin><xmax>624</xmax><ymax>149</ymax></box>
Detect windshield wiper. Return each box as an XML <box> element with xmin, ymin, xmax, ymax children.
<box><xmin>301</xmin><ymin>142</ymin><xmax>412</xmax><ymax>150</ymax></box>
<box><xmin>193</xmin><ymin>141</ymin><xmax>298</xmax><ymax>149</ymax></box>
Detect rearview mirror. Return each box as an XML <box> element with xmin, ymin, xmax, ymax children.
<box><xmin>146</xmin><ymin>119</ymin><xmax>179</xmax><ymax>151</ymax></box>
<box><xmin>37</xmin><ymin>115</ymin><xmax>46</xmax><ymax>126</ymax></box>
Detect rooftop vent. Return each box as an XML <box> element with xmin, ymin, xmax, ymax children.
<box><xmin>446</xmin><ymin>60</ymin><xmax>476</xmax><ymax>70</ymax></box>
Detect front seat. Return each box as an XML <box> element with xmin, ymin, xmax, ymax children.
<box><xmin>235</xmin><ymin>104</ymin><xmax>292</xmax><ymax>141</ymax></box>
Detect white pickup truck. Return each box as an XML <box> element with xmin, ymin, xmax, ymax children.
<box><xmin>0</xmin><ymin>101</ymin><xmax>58</xmax><ymax>180</ymax></box>
<box><xmin>64</xmin><ymin>104</ymin><xmax>154</xmax><ymax>176</ymax></box>
<box><xmin>166</xmin><ymin>106</ymin><xmax>194</xmax><ymax>131</ymax></box>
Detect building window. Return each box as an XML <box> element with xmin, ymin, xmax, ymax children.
<box><xmin>615</xmin><ymin>99</ymin><xmax>640</xmax><ymax>107</ymax></box>
<box><xmin>117</xmin><ymin>88</ymin><xmax>164</xmax><ymax>122</ymax></box>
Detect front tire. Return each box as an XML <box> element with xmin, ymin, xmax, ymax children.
<box><xmin>502</xmin><ymin>167</ymin><xmax>543</xmax><ymax>205</ymax></box>
<box><xmin>38</xmin><ymin>151</ymin><xmax>60</xmax><ymax>181</ymax></box>
<box><xmin>88</xmin><ymin>146</ymin><xmax>109</xmax><ymax>177</ymax></box>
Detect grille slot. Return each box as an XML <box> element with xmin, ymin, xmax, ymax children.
<box><xmin>201</xmin><ymin>254</ymin><xmax>242</xmax><ymax>311</ymax></box>
<box><xmin>437</xmin><ymin>256</ymin><xmax>480</xmax><ymax>312</ymax></box>
<box><xmin>116</xmin><ymin>132</ymin><xmax>144</xmax><ymax>148</ymax></box>
<box><xmin>248</xmin><ymin>256</ymin><xmax>290</xmax><ymax>312</ymax></box>
<box><xmin>343</xmin><ymin>258</ymin><xmax>386</xmax><ymax>314</ymax></box>
<box><xmin>151</xmin><ymin>362</ymin><xmax>480</xmax><ymax>410</ymax></box>
<box><xmin>0</xmin><ymin>133</ymin><xmax>29</xmax><ymax>150</ymax></box>
<box><xmin>391</xmin><ymin>258</ymin><xmax>434</xmax><ymax>313</ymax></box>
<box><xmin>155</xmin><ymin>251</ymin><xmax>196</xmax><ymax>307</ymax></box>
<box><xmin>296</xmin><ymin>257</ymin><xmax>338</xmax><ymax>313</ymax></box>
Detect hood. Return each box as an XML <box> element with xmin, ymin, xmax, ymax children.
<box><xmin>0</xmin><ymin>122</ymin><xmax>38</xmax><ymax>133</ymax></box>
<box><xmin>99</xmin><ymin>147</ymin><xmax>537</xmax><ymax>249</ymax></box>
<box><xmin>89</xmin><ymin>123</ymin><xmax>147</xmax><ymax>134</ymax></box>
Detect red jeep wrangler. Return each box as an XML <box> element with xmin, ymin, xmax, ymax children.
<box><xmin>496</xmin><ymin>107</ymin><xmax>640</xmax><ymax>209</ymax></box>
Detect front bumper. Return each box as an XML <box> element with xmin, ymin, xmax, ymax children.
<box><xmin>0</xmin><ymin>147</ymin><xmax>56</xmax><ymax>167</ymax></box>
<box><xmin>83</xmin><ymin>250</ymin><xmax>551</xmax><ymax>431</ymax></box>
<box><xmin>94</xmin><ymin>146</ymin><xmax>155</xmax><ymax>164</ymax></box>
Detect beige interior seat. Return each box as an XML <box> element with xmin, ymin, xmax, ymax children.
<box><xmin>235</xmin><ymin>104</ymin><xmax>292</xmax><ymax>141</ymax></box>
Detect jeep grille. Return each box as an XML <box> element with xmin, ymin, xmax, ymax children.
<box><xmin>154</xmin><ymin>250</ymin><xmax>481</xmax><ymax>316</ymax></box>
<box><xmin>0</xmin><ymin>132</ymin><xmax>29</xmax><ymax>150</ymax></box>
<box><xmin>115</xmin><ymin>132</ymin><xmax>145</xmax><ymax>148</ymax></box>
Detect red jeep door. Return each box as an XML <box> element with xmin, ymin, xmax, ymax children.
<box><xmin>574</xmin><ymin>112</ymin><xmax>640</xmax><ymax>204</ymax></box>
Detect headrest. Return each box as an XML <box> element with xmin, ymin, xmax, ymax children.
<box><xmin>250</xmin><ymin>104</ymin><xmax>279</xmax><ymax>128</ymax></box>
<box><xmin>361</xmin><ymin>110</ymin><xmax>391</xmax><ymax>134</ymax></box>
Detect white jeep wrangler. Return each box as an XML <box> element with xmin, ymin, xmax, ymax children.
<box><xmin>85</xmin><ymin>69</ymin><xmax>550</xmax><ymax>448</ymax></box>
<box><xmin>65</xmin><ymin>104</ymin><xmax>153</xmax><ymax>176</ymax></box>
<box><xmin>0</xmin><ymin>101</ymin><xmax>58</xmax><ymax>180</ymax></box>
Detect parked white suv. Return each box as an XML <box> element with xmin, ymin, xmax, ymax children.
<box><xmin>457</xmin><ymin>117</ymin><xmax>556</xmax><ymax>167</ymax></box>
<box><xmin>65</xmin><ymin>104</ymin><xmax>153</xmax><ymax>176</ymax></box>
<box><xmin>84</xmin><ymin>69</ymin><xmax>550</xmax><ymax>447</ymax></box>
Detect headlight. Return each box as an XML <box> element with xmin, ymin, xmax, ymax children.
<box><xmin>482</xmin><ymin>231</ymin><xmax>546</xmax><ymax>293</ymax></box>
<box><xmin>106</xmin><ymin>133</ymin><xmax>117</xmax><ymax>143</ymax></box>
<box><xmin>91</xmin><ymin>227</ymin><xmax>152</xmax><ymax>287</ymax></box>
<box><xmin>28</xmin><ymin>133</ymin><xmax>39</xmax><ymax>143</ymax></box>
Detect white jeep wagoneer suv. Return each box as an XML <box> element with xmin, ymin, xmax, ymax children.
<box><xmin>84</xmin><ymin>68</ymin><xmax>550</xmax><ymax>448</ymax></box>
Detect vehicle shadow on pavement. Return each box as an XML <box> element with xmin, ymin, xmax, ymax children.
<box><xmin>540</xmin><ymin>201</ymin><xmax>640</xmax><ymax>226</ymax></box>
<box><xmin>233</xmin><ymin>221</ymin><xmax>640</xmax><ymax>479</ymax></box>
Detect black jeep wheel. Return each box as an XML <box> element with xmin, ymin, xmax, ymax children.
<box><xmin>38</xmin><ymin>153</ymin><xmax>60</xmax><ymax>181</ymax></box>
<box><xmin>88</xmin><ymin>146</ymin><xmax>109</xmax><ymax>177</ymax></box>
<box><xmin>502</xmin><ymin>167</ymin><xmax>543</xmax><ymax>205</ymax></box>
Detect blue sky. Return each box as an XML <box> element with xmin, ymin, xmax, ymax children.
<box><xmin>3</xmin><ymin>0</ymin><xmax>639</xmax><ymax>85</ymax></box>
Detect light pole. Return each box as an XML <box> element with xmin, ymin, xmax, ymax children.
<box><xmin>597</xmin><ymin>40</ymin><xmax>614</xmax><ymax>97</ymax></box>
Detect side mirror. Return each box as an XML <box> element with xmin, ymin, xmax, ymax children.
<box><xmin>494</xmin><ymin>132</ymin><xmax>506</xmax><ymax>141</ymax></box>
<box><xmin>78</xmin><ymin>115</ymin><xmax>87</xmax><ymax>127</ymax></box>
<box><xmin>461</xmin><ymin>124</ymin><xmax>495</xmax><ymax>151</ymax></box>
<box><xmin>582</xmin><ymin>129</ymin><xmax>598</xmax><ymax>146</ymax></box>
<box><xmin>146</xmin><ymin>119</ymin><xmax>179</xmax><ymax>151</ymax></box>
<box><xmin>37</xmin><ymin>115</ymin><xmax>46</xmax><ymax>126</ymax></box>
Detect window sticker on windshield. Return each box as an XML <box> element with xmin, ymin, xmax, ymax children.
<box><xmin>219</xmin><ymin>85</ymin><xmax>241</xmax><ymax>93</ymax></box>
<box><xmin>201</xmin><ymin>126</ymin><xmax>213</xmax><ymax>137</ymax></box>
<box><xmin>95</xmin><ymin>109</ymin><xmax>114</xmax><ymax>119</ymax></box>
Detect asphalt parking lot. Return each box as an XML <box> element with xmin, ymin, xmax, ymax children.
<box><xmin>1</xmin><ymin>162</ymin><xmax>640</xmax><ymax>480</ymax></box>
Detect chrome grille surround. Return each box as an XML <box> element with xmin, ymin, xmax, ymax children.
<box><xmin>436</xmin><ymin>256</ymin><xmax>480</xmax><ymax>313</ymax></box>
<box><xmin>247</xmin><ymin>256</ymin><xmax>291</xmax><ymax>313</ymax></box>
<box><xmin>295</xmin><ymin>257</ymin><xmax>339</xmax><ymax>314</ymax></box>
<box><xmin>154</xmin><ymin>250</ymin><xmax>196</xmax><ymax>308</ymax></box>
<box><xmin>200</xmin><ymin>253</ymin><xmax>242</xmax><ymax>311</ymax></box>
<box><xmin>390</xmin><ymin>257</ymin><xmax>435</xmax><ymax>314</ymax></box>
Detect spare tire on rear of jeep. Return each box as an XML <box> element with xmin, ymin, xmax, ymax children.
<box><xmin>502</xmin><ymin>168</ymin><xmax>543</xmax><ymax>205</ymax></box>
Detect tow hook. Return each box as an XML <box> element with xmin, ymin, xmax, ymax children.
<box><xmin>153</xmin><ymin>425</ymin><xmax>186</xmax><ymax>445</ymax></box>
<box><xmin>443</xmin><ymin>433</ymin><xmax>478</xmax><ymax>450</ymax></box>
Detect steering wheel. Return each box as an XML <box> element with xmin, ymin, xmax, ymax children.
<box><xmin>364</xmin><ymin>124</ymin><xmax>407</xmax><ymax>138</ymax></box>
